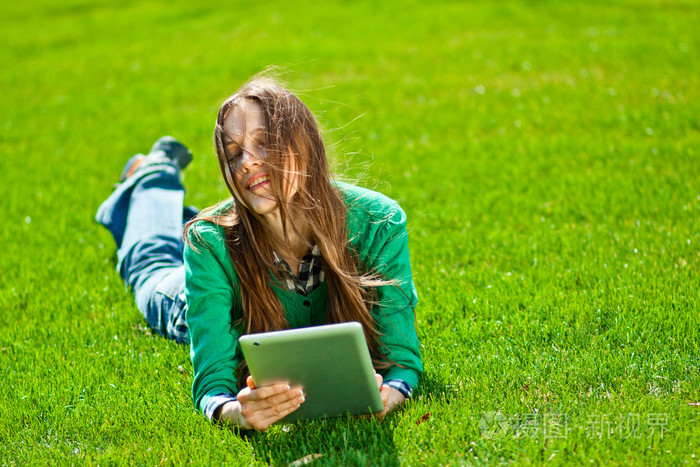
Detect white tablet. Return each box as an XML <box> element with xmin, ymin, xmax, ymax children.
<box><xmin>239</xmin><ymin>322</ymin><xmax>384</xmax><ymax>422</ymax></box>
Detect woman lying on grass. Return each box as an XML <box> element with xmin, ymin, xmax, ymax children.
<box><xmin>95</xmin><ymin>77</ymin><xmax>422</xmax><ymax>431</ymax></box>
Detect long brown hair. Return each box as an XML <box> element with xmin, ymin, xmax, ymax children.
<box><xmin>186</xmin><ymin>76</ymin><xmax>393</xmax><ymax>386</ymax></box>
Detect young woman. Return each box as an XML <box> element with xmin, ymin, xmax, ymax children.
<box><xmin>96</xmin><ymin>77</ymin><xmax>422</xmax><ymax>431</ymax></box>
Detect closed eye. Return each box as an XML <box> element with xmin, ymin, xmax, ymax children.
<box><xmin>225</xmin><ymin>143</ymin><xmax>242</xmax><ymax>162</ymax></box>
<box><xmin>252</xmin><ymin>140</ymin><xmax>266</xmax><ymax>157</ymax></box>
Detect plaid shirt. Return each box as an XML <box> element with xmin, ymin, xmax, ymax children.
<box><xmin>203</xmin><ymin>244</ymin><xmax>413</xmax><ymax>419</ymax></box>
<box><xmin>274</xmin><ymin>245</ymin><xmax>325</xmax><ymax>296</ymax></box>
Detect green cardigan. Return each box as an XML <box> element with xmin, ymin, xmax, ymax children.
<box><xmin>184</xmin><ymin>182</ymin><xmax>422</xmax><ymax>413</ymax></box>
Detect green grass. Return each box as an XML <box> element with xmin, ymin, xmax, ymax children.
<box><xmin>1</xmin><ymin>0</ymin><xmax>699</xmax><ymax>464</ymax></box>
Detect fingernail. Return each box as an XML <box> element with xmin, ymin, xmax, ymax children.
<box><xmin>299</xmin><ymin>396</ymin><xmax>305</xmax><ymax>403</ymax></box>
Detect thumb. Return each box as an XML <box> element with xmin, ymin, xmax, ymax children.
<box><xmin>374</xmin><ymin>372</ymin><xmax>383</xmax><ymax>388</ymax></box>
<box><xmin>246</xmin><ymin>375</ymin><xmax>256</xmax><ymax>390</ymax></box>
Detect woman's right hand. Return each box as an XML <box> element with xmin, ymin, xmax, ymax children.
<box><xmin>223</xmin><ymin>376</ymin><xmax>305</xmax><ymax>431</ymax></box>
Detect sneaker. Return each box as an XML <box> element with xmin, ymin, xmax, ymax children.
<box><xmin>118</xmin><ymin>136</ymin><xmax>192</xmax><ymax>183</ymax></box>
<box><xmin>119</xmin><ymin>154</ymin><xmax>146</xmax><ymax>182</ymax></box>
<box><xmin>149</xmin><ymin>136</ymin><xmax>193</xmax><ymax>170</ymax></box>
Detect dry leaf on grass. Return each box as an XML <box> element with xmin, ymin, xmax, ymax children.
<box><xmin>287</xmin><ymin>453</ymin><xmax>324</xmax><ymax>467</ymax></box>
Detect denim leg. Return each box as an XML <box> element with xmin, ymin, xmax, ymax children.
<box><xmin>147</xmin><ymin>266</ymin><xmax>189</xmax><ymax>344</ymax></box>
<box><xmin>97</xmin><ymin>161</ymin><xmax>190</xmax><ymax>342</ymax></box>
<box><xmin>118</xmin><ymin>164</ymin><xmax>184</xmax><ymax>294</ymax></box>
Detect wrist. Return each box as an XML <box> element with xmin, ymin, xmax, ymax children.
<box><xmin>217</xmin><ymin>401</ymin><xmax>252</xmax><ymax>429</ymax></box>
<box><xmin>384</xmin><ymin>386</ymin><xmax>407</xmax><ymax>412</ymax></box>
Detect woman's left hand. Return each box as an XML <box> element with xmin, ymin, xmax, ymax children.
<box><xmin>373</xmin><ymin>372</ymin><xmax>406</xmax><ymax>419</ymax></box>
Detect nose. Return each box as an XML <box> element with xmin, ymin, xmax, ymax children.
<box><xmin>239</xmin><ymin>147</ymin><xmax>262</xmax><ymax>172</ymax></box>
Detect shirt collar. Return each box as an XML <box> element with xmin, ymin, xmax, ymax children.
<box><xmin>273</xmin><ymin>244</ymin><xmax>321</xmax><ymax>265</ymax></box>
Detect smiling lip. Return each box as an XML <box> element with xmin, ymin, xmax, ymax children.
<box><xmin>247</xmin><ymin>173</ymin><xmax>270</xmax><ymax>191</ymax></box>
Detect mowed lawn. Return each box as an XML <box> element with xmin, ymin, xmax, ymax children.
<box><xmin>1</xmin><ymin>0</ymin><xmax>698</xmax><ymax>464</ymax></box>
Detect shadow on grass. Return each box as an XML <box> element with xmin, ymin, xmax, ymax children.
<box><xmin>241</xmin><ymin>374</ymin><xmax>451</xmax><ymax>466</ymax></box>
<box><xmin>416</xmin><ymin>371</ymin><xmax>453</xmax><ymax>402</ymax></box>
<box><xmin>244</xmin><ymin>416</ymin><xmax>399</xmax><ymax>466</ymax></box>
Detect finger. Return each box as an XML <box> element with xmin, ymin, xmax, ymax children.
<box><xmin>247</xmin><ymin>375</ymin><xmax>256</xmax><ymax>390</ymax></box>
<box><xmin>239</xmin><ymin>386</ymin><xmax>303</xmax><ymax>412</ymax></box>
<box><xmin>380</xmin><ymin>385</ymin><xmax>391</xmax><ymax>408</ymax></box>
<box><xmin>245</xmin><ymin>394</ymin><xmax>305</xmax><ymax>430</ymax></box>
<box><xmin>376</xmin><ymin>387</ymin><xmax>391</xmax><ymax>421</ymax></box>
<box><xmin>259</xmin><ymin>399</ymin><xmax>304</xmax><ymax>426</ymax></box>
<box><xmin>241</xmin><ymin>384</ymin><xmax>292</xmax><ymax>402</ymax></box>
<box><xmin>250</xmin><ymin>403</ymin><xmax>300</xmax><ymax>431</ymax></box>
<box><xmin>240</xmin><ymin>390</ymin><xmax>305</xmax><ymax>419</ymax></box>
<box><xmin>265</xmin><ymin>388</ymin><xmax>304</xmax><ymax>407</ymax></box>
<box><xmin>374</xmin><ymin>372</ymin><xmax>383</xmax><ymax>388</ymax></box>
<box><xmin>369</xmin><ymin>404</ymin><xmax>388</xmax><ymax>421</ymax></box>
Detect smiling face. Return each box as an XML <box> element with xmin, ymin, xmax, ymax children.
<box><xmin>222</xmin><ymin>99</ymin><xmax>300</xmax><ymax>223</ymax></box>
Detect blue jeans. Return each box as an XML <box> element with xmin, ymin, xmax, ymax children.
<box><xmin>96</xmin><ymin>152</ymin><xmax>193</xmax><ymax>344</ymax></box>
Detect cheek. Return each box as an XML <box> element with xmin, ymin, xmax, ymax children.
<box><xmin>224</xmin><ymin>164</ymin><xmax>241</xmax><ymax>186</ymax></box>
<box><xmin>223</xmin><ymin>165</ymin><xmax>234</xmax><ymax>187</ymax></box>
<box><xmin>224</xmin><ymin>165</ymin><xmax>245</xmax><ymax>201</ymax></box>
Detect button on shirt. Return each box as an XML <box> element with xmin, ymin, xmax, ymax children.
<box><xmin>203</xmin><ymin>245</ymin><xmax>413</xmax><ymax>419</ymax></box>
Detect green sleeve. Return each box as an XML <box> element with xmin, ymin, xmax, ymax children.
<box><xmin>363</xmin><ymin>203</ymin><xmax>423</xmax><ymax>389</ymax></box>
<box><xmin>184</xmin><ymin>223</ymin><xmax>242</xmax><ymax>412</ymax></box>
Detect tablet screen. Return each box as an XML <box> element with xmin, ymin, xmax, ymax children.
<box><xmin>239</xmin><ymin>322</ymin><xmax>384</xmax><ymax>422</ymax></box>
